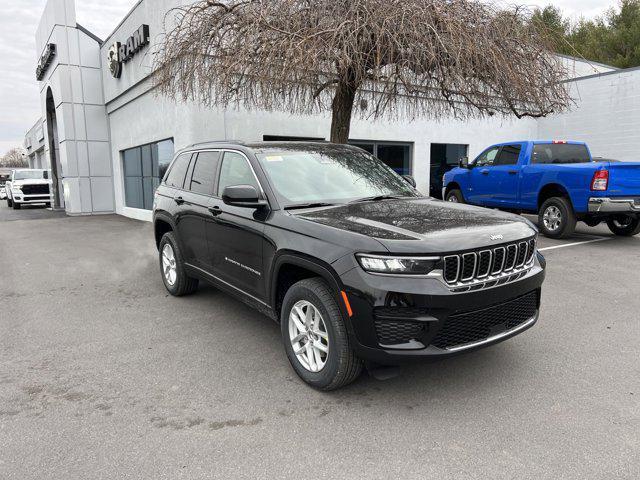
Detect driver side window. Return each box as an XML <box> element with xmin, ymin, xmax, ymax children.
<box><xmin>475</xmin><ymin>147</ymin><xmax>500</xmax><ymax>167</ymax></box>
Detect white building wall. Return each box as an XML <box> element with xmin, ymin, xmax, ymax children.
<box><xmin>537</xmin><ymin>68</ymin><xmax>640</xmax><ymax>161</ymax></box>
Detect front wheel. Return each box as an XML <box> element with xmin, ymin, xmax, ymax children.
<box><xmin>7</xmin><ymin>198</ymin><xmax>13</xmax><ymax>207</ymax></box>
<box><xmin>12</xmin><ymin>201</ymin><xmax>21</xmax><ymax>210</ymax></box>
<box><xmin>445</xmin><ymin>189</ymin><xmax>465</xmax><ymax>203</ymax></box>
<box><xmin>281</xmin><ymin>278</ymin><xmax>362</xmax><ymax>390</ymax></box>
<box><xmin>538</xmin><ymin>197</ymin><xmax>576</xmax><ymax>239</ymax></box>
<box><xmin>606</xmin><ymin>215</ymin><xmax>640</xmax><ymax>236</ymax></box>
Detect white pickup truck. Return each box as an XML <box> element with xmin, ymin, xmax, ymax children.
<box><xmin>5</xmin><ymin>169</ymin><xmax>52</xmax><ymax>209</ymax></box>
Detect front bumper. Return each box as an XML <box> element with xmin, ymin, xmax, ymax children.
<box><xmin>588</xmin><ymin>197</ymin><xmax>640</xmax><ymax>214</ymax></box>
<box><xmin>340</xmin><ymin>254</ymin><xmax>545</xmax><ymax>364</ymax></box>
<box><xmin>12</xmin><ymin>194</ymin><xmax>51</xmax><ymax>204</ymax></box>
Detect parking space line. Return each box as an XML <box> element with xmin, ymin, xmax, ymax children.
<box><xmin>538</xmin><ymin>237</ymin><xmax>612</xmax><ymax>252</ymax></box>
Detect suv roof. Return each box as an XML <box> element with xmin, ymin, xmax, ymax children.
<box><xmin>180</xmin><ymin>140</ymin><xmax>360</xmax><ymax>155</ymax></box>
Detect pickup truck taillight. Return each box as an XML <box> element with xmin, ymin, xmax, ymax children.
<box><xmin>591</xmin><ymin>170</ymin><xmax>609</xmax><ymax>191</ymax></box>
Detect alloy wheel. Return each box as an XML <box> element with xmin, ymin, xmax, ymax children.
<box><xmin>543</xmin><ymin>205</ymin><xmax>562</xmax><ymax>231</ymax></box>
<box><xmin>161</xmin><ymin>243</ymin><xmax>177</xmax><ymax>286</ymax></box>
<box><xmin>447</xmin><ymin>195</ymin><xmax>458</xmax><ymax>203</ymax></box>
<box><xmin>288</xmin><ymin>300</ymin><xmax>329</xmax><ymax>372</ymax></box>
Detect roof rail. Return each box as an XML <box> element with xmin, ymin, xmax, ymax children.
<box><xmin>187</xmin><ymin>139</ymin><xmax>246</xmax><ymax>148</ymax></box>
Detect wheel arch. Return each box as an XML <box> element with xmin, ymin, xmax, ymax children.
<box><xmin>270</xmin><ymin>252</ymin><xmax>345</xmax><ymax>322</ymax></box>
<box><xmin>537</xmin><ymin>183</ymin><xmax>572</xmax><ymax>210</ymax></box>
<box><xmin>153</xmin><ymin>213</ymin><xmax>177</xmax><ymax>249</ymax></box>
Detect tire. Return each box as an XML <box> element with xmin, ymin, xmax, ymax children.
<box><xmin>445</xmin><ymin>188</ymin><xmax>465</xmax><ymax>203</ymax></box>
<box><xmin>158</xmin><ymin>232</ymin><xmax>199</xmax><ymax>296</ymax></box>
<box><xmin>281</xmin><ymin>278</ymin><xmax>363</xmax><ymax>391</ymax></box>
<box><xmin>538</xmin><ymin>197</ymin><xmax>576</xmax><ymax>239</ymax></box>
<box><xmin>7</xmin><ymin>198</ymin><xmax>12</xmax><ymax>207</ymax></box>
<box><xmin>606</xmin><ymin>215</ymin><xmax>640</xmax><ymax>236</ymax></box>
<box><xmin>12</xmin><ymin>201</ymin><xmax>21</xmax><ymax>210</ymax></box>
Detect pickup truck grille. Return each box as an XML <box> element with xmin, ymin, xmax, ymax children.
<box><xmin>21</xmin><ymin>184</ymin><xmax>50</xmax><ymax>195</ymax></box>
<box><xmin>443</xmin><ymin>238</ymin><xmax>536</xmax><ymax>287</ymax></box>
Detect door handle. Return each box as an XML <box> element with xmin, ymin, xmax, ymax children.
<box><xmin>508</xmin><ymin>170</ymin><xmax>518</xmax><ymax>175</ymax></box>
<box><xmin>481</xmin><ymin>169</ymin><xmax>490</xmax><ymax>175</ymax></box>
<box><xmin>174</xmin><ymin>196</ymin><xmax>185</xmax><ymax>205</ymax></box>
<box><xmin>208</xmin><ymin>205</ymin><xmax>222</xmax><ymax>216</ymax></box>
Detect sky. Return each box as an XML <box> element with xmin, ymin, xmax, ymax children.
<box><xmin>0</xmin><ymin>0</ymin><xmax>618</xmax><ymax>156</ymax></box>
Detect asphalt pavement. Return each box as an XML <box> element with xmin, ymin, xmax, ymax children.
<box><xmin>0</xmin><ymin>203</ymin><xmax>638</xmax><ymax>479</ymax></box>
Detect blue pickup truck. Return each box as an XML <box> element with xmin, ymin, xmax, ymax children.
<box><xmin>443</xmin><ymin>141</ymin><xmax>640</xmax><ymax>238</ymax></box>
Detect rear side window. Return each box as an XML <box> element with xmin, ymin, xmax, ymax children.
<box><xmin>532</xmin><ymin>144</ymin><xmax>591</xmax><ymax>164</ymax></box>
<box><xmin>187</xmin><ymin>151</ymin><xmax>221</xmax><ymax>196</ymax></box>
<box><xmin>217</xmin><ymin>152</ymin><xmax>260</xmax><ymax>194</ymax></box>
<box><xmin>164</xmin><ymin>153</ymin><xmax>192</xmax><ymax>188</ymax></box>
<box><xmin>494</xmin><ymin>144</ymin><xmax>522</xmax><ymax>166</ymax></box>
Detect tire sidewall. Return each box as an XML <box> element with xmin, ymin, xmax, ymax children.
<box><xmin>539</xmin><ymin>198</ymin><xmax>573</xmax><ymax>238</ymax></box>
<box><xmin>607</xmin><ymin>215</ymin><xmax>640</xmax><ymax>236</ymax></box>
<box><xmin>158</xmin><ymin>232</ymin><xmax>188</xmax><ymax>295</ymax></box>
<box><xmin>281</xmin><ymin>282</ymin><xmax>344</xmax><ymax>389</ymax></box>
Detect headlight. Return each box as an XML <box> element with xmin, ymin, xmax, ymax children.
<box><xmin>12</xmin><ymin>185</ymin><xmax>21</xmax><ymax>191</ymax></box>
<box><xmin>356</xmin><ymin>254</ymin><xmax>440</xmax><ymax>275</ymax></box>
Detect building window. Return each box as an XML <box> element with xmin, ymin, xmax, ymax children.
<box><xmin>122</xmin><ymin>138</ymin><xmax>174</xmax><ymax>210</ymax></box>
<box><xmin>429</xmin><ymin>143</ymin><xmax>468</xmax><ymax>198</ymax></box>
<box><xmin>349</xmin><ymin>140</ymin><xmax>412</xmax><ymax>175</ymax></box>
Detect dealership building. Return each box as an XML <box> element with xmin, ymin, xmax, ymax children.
<box><xmin>26</xmin><ymin>0</ymin><xmax>638</xmax><ymax>221</ymax></box>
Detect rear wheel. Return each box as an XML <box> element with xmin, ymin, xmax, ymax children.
<box><xmin>158</xmin><ymin>232</ymin><xmax>199</xmax><ymax>296</ymax></box>
<box><xmin>538</xmin><ymin>197</ymin><xmax>576</xmax><ymax>239</ymax></box>
<box><xmin>606</xmin><ymin>215</ymin><xmax>640</xmax><ymax>236</ymax></box>
<box><xmin>445</xmin><ymin>189</ymin><xmax>465</xmax><ymax>203</ymax></box>
<box><xmin>281</xmin><ymin>278</ymin><xmax>362</xmax><ymax>390</ymax></box>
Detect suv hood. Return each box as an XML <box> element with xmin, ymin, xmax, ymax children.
<box><xmin>295</xmin><ymin>198</ymin><xmax>536</xmax><ymax>254</ymax></box>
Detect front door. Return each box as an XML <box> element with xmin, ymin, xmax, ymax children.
<box><xmin>490</xmin><ymin>144</ymin><xmax>523</xmax><ymax>208</ymax></box>
<box><xmin>207</xmin><ymin>151</ymin><xmax>267</xmax><ymax>301</ymax></box>
<box><xmin>466</xmin><ymin>146</ymin><xmax>500</xmax><ymax>206</ymax></box>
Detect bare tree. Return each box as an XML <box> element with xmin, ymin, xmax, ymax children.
<box><xmin>0</xmin><ymin>148</ymin><xmax>27</xmax><ymax>168</ymax></box>
<box><xmin>154</xmin><ymin>0</ymin><xmax>571</xmax><ymax>143</ymax></box>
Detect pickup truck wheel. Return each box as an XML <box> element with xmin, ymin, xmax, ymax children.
<box><xmin>158</xmin><ymin>232</ymin><xmax>199</xmax><ymax>296</ymax></box>
<box><xmin>538</xmin><ymin>197</ymin><xmax>576</xmax><ymax>239</ymax></box>
<box><xmin>445</xmin><ymin>189</ymin><xmax>465</xmax><ymax>203</ymax></box>
<box><xmin>12</xmin><ymin>202</ymin><xmax>21</xmax><ymax>210</ymax></box>
<box><xmin>7</xmin><ymin>198</ymin><xmax>12</xmax><ymax>207</ymax></box>
<box><xmin>281</xmin><ymin>278</ymin><xmax>363</xmax><ymax>391</ymax></box>
<box><xmin>606</xmin><ymin>215</ymin><xmax>640</xmax><ymax>236</ymax></box>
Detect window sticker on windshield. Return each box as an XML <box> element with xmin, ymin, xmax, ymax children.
<box><xmin>264</xmin><ymin>155</ymin><xmax>284</xmax><ymax>162</ymax></box>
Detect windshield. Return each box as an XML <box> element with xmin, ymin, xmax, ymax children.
<box><xmin>256</xmin><ymin>147</ymin><xmax>418</xmax><ymax>206</ymax></box>
<box><xmin>531</xmin><ymin>144</ymin><xmax>591</xmax><ymax>164</ymax></box>
<box><xmin>14</xmin><ymin>170</ymin><xmax>49</xmax><ymax>180</ymax></box>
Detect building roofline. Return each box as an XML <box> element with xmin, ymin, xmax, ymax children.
<box><xmin>555</xmin><ymin>52</ymin><xmax>618</xmax><ymax>71</ymax></box>
<box><xmin>101</xmin><ymin>0</ymin><xmax>145</xmax><ymax>46</ymax></box>
<box><xmin>564</xmin><ymin>64</ymin><xmax>640</xmax><ymax>83</ymax></box>
<box><xmin>76</xmin><ymin>23</ymin><xmax>103</xmax><ymax>45</ymax></box>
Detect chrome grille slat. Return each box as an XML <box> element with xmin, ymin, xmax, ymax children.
<box><xmin>442</xmin><ymin>238</ymin><xmax>537</xmax><ymax>290</ymax></box>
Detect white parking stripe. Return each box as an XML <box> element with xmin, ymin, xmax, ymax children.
<box><xmin>538</xmin><ymin>237</ymin><xmax>612</xmax><ymax>252</ymax></box>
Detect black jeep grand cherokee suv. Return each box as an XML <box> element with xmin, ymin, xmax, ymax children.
<box><xmin>153</xmin><ymin>142</ymin><xmax>545</xmax><ymax>390</ymax></box>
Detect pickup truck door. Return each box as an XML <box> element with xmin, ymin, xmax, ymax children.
<box><xmin>466</xmin><ymin>146</ymin><xmax>501</xmax><ymax>206</ymax></box>
<box><xmin>490</xmin><ymin>144</ymin><xmax>523</xmax><ymax>208</ymax></box>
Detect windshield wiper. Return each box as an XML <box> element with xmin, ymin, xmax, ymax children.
<box><xmin>284</xmin><ymin>202</ymin><xmax>336</xmax><ymax>210</ymax></box>
<box><xmin>348</xmin><ymin>194</ymin><xmax>404</xmax><ymax>204</ymax></box>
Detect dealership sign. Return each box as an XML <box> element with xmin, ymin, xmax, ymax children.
<box><xmin>36</xmin><ymin>44</ymin><xmax>56</xmax><ymax>81</ymax></box>
<box><xmin>108</xmin><ymin>24</ymin><xmax>150</xmax><ymax>78</ymax></box>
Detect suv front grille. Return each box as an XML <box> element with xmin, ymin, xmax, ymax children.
<box><xmin>431</xmin><ymin>291</ymin><xmax>538</xmax><ymax>350</ymax></box>
<box><xmin>442</xmin><ymin>238</ymin><xmax>535</xmax><ymax>287</ymax></box>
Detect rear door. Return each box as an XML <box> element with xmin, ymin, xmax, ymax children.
<box><xmin>206</xmin><ymin>150</ymin><xmax>267</xmax><ymax>301</ymax></box>
<box><xmin>467</xmin><ymin>146</ymin><xmax>500</xmax><ymax>206</ymax></box>
<box><xmin>174</xmin><ymin>151</ymin><xmax>221</xmax><ymax>269</ymax></box>
<box><xmin>491</xmin><ymin>144</ymin><xmax>523</xmax><ymax>207</ymax></box>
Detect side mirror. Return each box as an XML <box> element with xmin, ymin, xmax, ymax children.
<box><xmin>458</xmin><ymin>157</ymin><xmax>470</xmax><ymax>169</ymax></box>
<box><xmin>222</xmin><ymin>185</ymin><xmax>268</xmax><ymax>209</ymax></box>
<box><xmin>402</xmin><ymin>174</ymin><xmax>416</xmax><ymax>188</ymax></box>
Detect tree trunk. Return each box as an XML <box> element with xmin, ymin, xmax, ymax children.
<box><xmin>329</xmin><ymin>80</ymin><xmax>357</xmax><ymax>144</ymax></box>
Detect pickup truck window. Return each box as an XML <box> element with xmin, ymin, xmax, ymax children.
<box><xmin>494</xmin><ymin>145</ymin><xmax>522</xmax><ymax>166</ymax></box>
<box><xmin>475</xmin><ymin>147</ymin><xmax>500</xmax><ymax>167</ymax></box>
<box><xmin>532</xmin><ymin>144</ymin><xmax>591</xmax><ymax>164</ymax></box>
